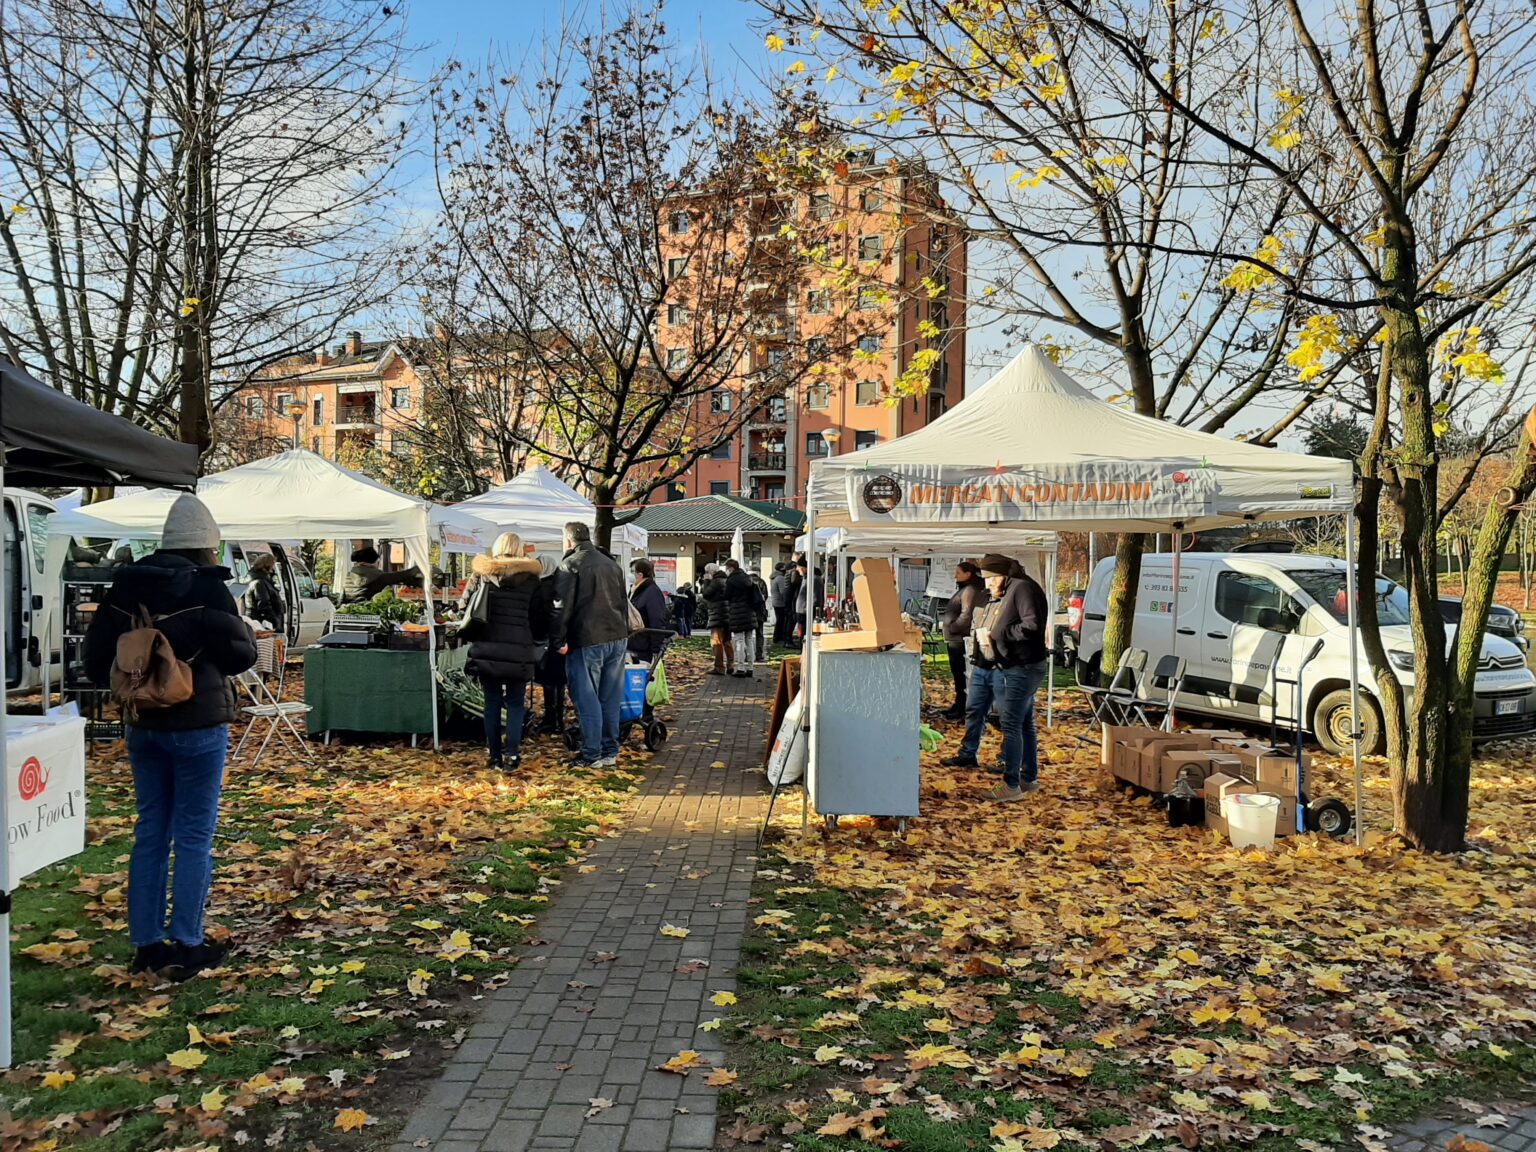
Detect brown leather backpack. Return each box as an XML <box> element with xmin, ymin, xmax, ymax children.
<box><xmin>110</xmin><ymin>607</ymin><xmax>196</xmax><ymax>721</ymax></box>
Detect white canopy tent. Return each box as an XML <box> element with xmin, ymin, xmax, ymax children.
<box><xmin>802</xmin><ymin>345</ymin><xmax>1363</xmax><ymax>839</ymax></box>
<box><xmin>44</xmin><ymin>450</ymin><xmax>447</xmax><ymax>746</ymax></box>
<box><xmin>436</xmin><ymin>466</ymin><xmax>648</xmax><ymax>559</ymax></box>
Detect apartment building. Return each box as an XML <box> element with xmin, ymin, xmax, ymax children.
<box><xmin>242</xmin><ymin>331</ymin><xmax>423</xmax><ymax>457</ymax></box>
<box><xmin>659</xmin><ymin>152</ymin><xmax>966</xmax><ymax>507</ymax></box>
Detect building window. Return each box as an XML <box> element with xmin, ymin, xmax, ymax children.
<box><xmin>856</xmin><ymin>379</ymin><xmax>880</xmax><ymax>405</ymax></box>
<box><xmin>805</xmin><ymin>383</ymin><xmax>830</xmax><ymax>409</ymax></box>
<box><xmin>805</xmin><ymin>432</ymin><xmax>829</xmax><ymax>457</ymax></box>
<box><xmin>312</xmin><ymin>396</ymin><xmax>324</xmax><ymax>425</ymax></box>
<box><xmin>668</xmin><ymin>210</ymin><xmax>689</xmax><ymax>235</ymax></box>
<box><xmin>667</xmin><ymin>347</ymin><xmax>689</xmax><ymax>370</ymax></box>
<box><xmin>275</xmin><ymin>392</ymin><xmax>293</xmax><ymax>413</ymax></box>
<box><xmin>667</xmin><ymin>256</ymin><xmax>689</xmax><ymax>279</ymax></box>
<box><xmin>858</xmin><ymin>235</ymin><xmax>882</xmax><ymax>261</ymax></box>
<box><xmin>860</xmin><ymin>187</ymin><xmax>885</xmax><ymax>211</ymax></box>
<box><xmin>806</xmin><ymin>288</ymin><xmax>830</xmax><ymax>315</ymax></box>
<box><xmin>390</xmin><ymin>386</ymin><xmax>411</xmax><ymax>410</ymax></box>
<box><xmin>710</xmin><ymin>481</ymin><xmax>730</xmax><ymax>496</ymax></box>
<box><xmin>855</xmin><ymin>430</ymin><xmax>879</xmax><ymax>450</ymax></box>
<box><xmin>927</xmin><ymin>393</ymin><xmax>946</xmax><ymax>423</ymax></box>
<box><xmin>857</xmin><ymin>286</ymin><xmax>882</xmax><ymax>311</ymax></box>
<box><xmin>709</xmin><ymin>439</ymin><xmax>732</xmax><ymax>460</ymax></box>
<box><xmin>666</xmin><ymin>481</ymin><xmax>687</xmax><ymax>501</ymax></box>
<box><xmin>809</xmin><ymin>192</ymin><xmax>833</xmax><ymax>220</ymax></box>
<box><xmin>245</xmin><ymin>395</ymin><xmax>263</xmax><ymax>419</ymax></box>
<box><xmin>667</xmin><ymin>303</ymin><xmax>689</xmax><ymax>325</ymax></box>
<box><xmin>763</xmin><ymin>482</ymin><xmax>785</xmax><ymax>502</ymax></box>
<box><xmin>858</xmin><ymin>334</ymin><xmax>882</xmax><ymax>355</ymax></box>
<box><xmin>767</xmin><ymin>396</ymin><xmax>787</xmax><ymax>422</ymax></box>
<box><xmin>709</xmin><ymin>389</ymin><xmax>731</xmax><ymax>414</ymax></box>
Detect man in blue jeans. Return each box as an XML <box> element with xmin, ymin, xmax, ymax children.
<box><xmin>551</xmin><ymin>521</ymin><xmax>631</xmax><ymax>768</ymax></box>
<box><xmin>941</xmin><ymin>554</ymin><xmax>1051</xmax><ymax>800</ymax></box>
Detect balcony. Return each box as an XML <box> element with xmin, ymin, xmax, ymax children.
<box><xmin>335</xmin><ymin>401</ymin><xmax>379</xmax><ymax>430</ymax></box>
<box><xmin>748</xmin><ymin>452</ymin><xmax>786</xmax><ymax>472</ymax></box>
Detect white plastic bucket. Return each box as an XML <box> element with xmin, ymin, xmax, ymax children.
<box><xmin>1224</xmin><ymin>793</ymin><xmax>1280</xmax><ymax>850</ymax></box>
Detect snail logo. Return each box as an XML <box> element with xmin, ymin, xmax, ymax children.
<box><xmin>18</xmin><ymin>756</ymin><xmax>49</xmax><ymax>801</ymax></box>
<box><xmin>1170</xmin><ymin>470</ymin><xmax>1190</xmax><ymax>485</ymax></box>
<box><xmin>861</xmin><ymin>474</ymin><xmax>903</xmax><ymax>514</ymax></box>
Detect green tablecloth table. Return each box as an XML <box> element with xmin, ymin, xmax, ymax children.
<box><xmin>303</xmin><ymin>647</ymin><xmax>435</xmax><ymax>740</ymax></box>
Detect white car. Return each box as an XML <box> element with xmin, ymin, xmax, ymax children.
<box><xmin>1077</xmin><ymin>551</ymin><xmax>1536</xmax><ymax>753</ymax></box>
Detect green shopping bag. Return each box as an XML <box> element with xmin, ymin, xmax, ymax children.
<box><xmin>646</xmin><ymin>658</ymin><xmax>672</xmax><ymax>706</ymax></box>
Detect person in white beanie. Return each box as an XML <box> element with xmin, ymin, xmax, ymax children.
<box><xmin>85</xmin><ymin>493</ymin><xmax>257</xmax><ymax>981</ymax></box>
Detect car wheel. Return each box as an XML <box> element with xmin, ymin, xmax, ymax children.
<box><xmin>1311</xmin><ymin>689</ymin><xmax>1384</xmax><ymax>756</ymax></box>
<box><xmin>1076</xmin><ymin>654</ymin><xmax>1102</xmax><ymax>690</ymax></box>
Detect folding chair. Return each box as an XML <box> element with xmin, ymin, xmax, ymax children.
<box><xmin>1138</xmin><ymin>654</ymin><xmax>1188</xmax><ymax>732</ymax></box>
<box><xmin>1082</xmin><ymin>647</ymin><xmax>1148</xmax><ymax>729</ymax></box>
<box><xmin>232</xmin><ymin>668</ymin><xmax>314</xmax><ymax>764</ymax></box>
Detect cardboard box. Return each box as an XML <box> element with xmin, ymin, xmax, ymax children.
<box><xmin>1260</xmin><ymin>789</ymin><xmax>1300</xmax><ymax>838</ymax></box>
<box><xmin>1226</xmin><ymin>745</ymin><xmax>1305</xmax><ymax>794</ymax></box>
<box><xmin>1204</xmin><ymin>773</ymin><xmax>1256</xmax><ymax>837</ymax></box>
<box><xmin>1159</xmin><ymin>750</ymin><xmax>1243</xmax><ymax>795</ymax></box>
<box><xmin>1187</xmin><ymin>728</ymin><xmax>1248</xmax><ymax>743</ymax></box>
<box><xmin>1136</xmin><ymin>735</ymin><xmax>1211</xmax><ymax>792</ymax></box>
<box><xmin>1104</xmin><ymin>726</ymin><xmax>1160</xmax><ymax>782</ymax></box>
<box><xmin>818</xmin><ymin>558</ymin><xmax>906</xmax><ymax>651</ymax></box>
<box><xmin>1101</xmin><ymin>723</ymin><xmax>1147</xmax><ymax>774</ymax></box>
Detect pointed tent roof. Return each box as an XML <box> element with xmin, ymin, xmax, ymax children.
<box><xmin>441</xmin><ymin>466</ymin><xmax>647</xmax><ymax>550</ymax></box>
<box><xmin>807</xmin><ymin>345</ymin><xmax>1353</xmax><ymax>533</ymax></box>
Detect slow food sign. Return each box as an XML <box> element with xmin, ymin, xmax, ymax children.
<box><xmin>7</xmin><ymin>716</ymin><xmax>87</xmax><ymax>882</ymax></box>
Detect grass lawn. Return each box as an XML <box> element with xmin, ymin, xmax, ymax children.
<box><xmin>0</xmin><ymin>652</ymin><xmax>712</xmax><ymax>1151</ymax></box>
<box><xmin>720</xmin><ymin>674</ymin><xmax>1536</xmax><ymax>1151</ymax></box>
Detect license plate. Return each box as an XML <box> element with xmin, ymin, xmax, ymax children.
<box><xmin>1496</xmin><ymin>698</ymin><xmax>1524</xmax><ymax>716</ymax></box>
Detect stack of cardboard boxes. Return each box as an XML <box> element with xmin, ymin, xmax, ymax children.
<box><xmin>1102</xmin><ymin>725</ymin><xmax>1307</xmax><ymax>839</ymax></box>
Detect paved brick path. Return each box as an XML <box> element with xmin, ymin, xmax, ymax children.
<box><xmin>1388</xmin><ymin>1103</ymin><xmax>1536</xmax><ymax>1151</ymax></box>
<box><xmin>389</xmin><ymin>670</ymin><xmax>770</xmax><ymax>1152</ymax></box>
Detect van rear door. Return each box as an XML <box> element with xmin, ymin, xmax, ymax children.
<box><xmin>3</xmin><ymin>498</ymin><xmax>20</xmax><ymax>689</ymax></box>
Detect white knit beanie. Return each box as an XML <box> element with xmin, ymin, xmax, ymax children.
<box><xmin>161</xmin><ymin>493</ymin><xmax>220</xmax><ymax>550</ymax></box>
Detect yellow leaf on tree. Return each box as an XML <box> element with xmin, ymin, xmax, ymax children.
<box><xmin>335</xmin><ymin>1108</ymin><xmax>370</xmax><ymax>1132</ymax></box>
<box><xmin>167</xmin><ymin>1048</ymin><xmax>207</xmax><ymax>1070</ymax></box>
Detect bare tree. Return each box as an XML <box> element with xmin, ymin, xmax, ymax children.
<box><xmin>752</xmin><ymin>0</ymin><xmax>1327</xmax><ymax>682</ymax></box>
<box><xmin>427</xmin><ymin>3</ymin><xmax>889</xmax><ymax>549</ymax></box>
<box><xmin>1070</xmin><ymin>0</ymin><xmax>1536</xmax><ymax>849</ymax></box>
<box><xmin>0</xmin><ymin>0</ymin><xmax>414</xmax><ymax>455</ymax></box>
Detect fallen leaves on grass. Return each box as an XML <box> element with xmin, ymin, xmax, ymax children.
<box><xmin>334</xmin><ymin>1108</ymin><xmax>370</xmax><ymax>1132</ymax></box>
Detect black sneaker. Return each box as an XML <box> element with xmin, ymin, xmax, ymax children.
<box><xmin>130</xmin><ymin>941</ymin><xmax>176</xmax><ymax>974</ymax></box>
<box><xmin>941</xmin><ymin>708</ymin><xmax>966</xmax><ymax>721</ymax></box>
<box><xmin>164</xmin><ymin>940</ymin><xmax>230</xmax><ymax>982</ymax></box>
<box><xmin>502</xmin><ymin>754</ymin><xmax>521</xmax><ymax>772</ymax></box>
<box><xmin>941</xmin><ymin>754</ymin><xmax>979</xmax><ymax>768</ymax></box>
<box><xmin>487</xmin><ymin>755</ymin><xmax>504</xmax><ymax>771</ymax></box>
<box><xmin>567</xmin><ymin>756</ymin><xmax>600</xmax><ymax>769</ymax></box>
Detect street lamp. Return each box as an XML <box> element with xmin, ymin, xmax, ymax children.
<box><xmin>820</xmin><ymin>427</ymin><xmax>842</xmax><ymax>456</ymax></box>
<box><xmin>287</xmin><ymin>401</ymin><xmax>305</xmax><ymax>450</ymax></box>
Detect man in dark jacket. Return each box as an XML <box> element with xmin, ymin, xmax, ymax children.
<box><xmin>341</xmin><ymin>545</ymin><xmax>421</xmax><ymax>605</ymax></box>
<box><xmin>943</xmin><ymin>553</ymin><xmax>1050</xmax><ymax>801</ymax></box>
<box><xmin>244</xmin><ymin>553</ymin><xmax>286</xmax><ymax>636</ymax></box>
<box><xmin>723</xmin><ymin>559</ymin><xmax>763</xmax><ymax>677</ymax></box>
<box><xmin>84</xmin><ymin>494</ymin><xmax>258</xmax><ymax>981</ymax></box>
<box><xmin>552</xmin><ymin>522</ymin><xmax>629</xmax><ymax>768</ymax></box>
<box><xmin>769</xmin><ymin>563</ymin><xmax>792</xmax><ymax>646</ymax></box>
<box><xmin>749</xmin><ymin>569</ymin><xmax>770</xmax><ymax>660</ymax></box>
<box><xmin>533</xmin><ymin>557</ymin><xmax>567</xmax><ymax>733</ymax></box>
<box><xmin>940</xmin><ymin>561</ymin><xmax>989</xmax><ymax>721</ymax></box>
<box><xmin>464</xmin><ymin>532</ymin><xmax>545</xmax><ymax>770</ymax></box>
<box><xmin>628</xmin><ymin>558</ymin><xmax>670</xmax><ymax>663</ymax></box>
<box><xmin>699</xmin><ymin>564</ymin><xmax>732</xmax><ymax>675</ymax></box>
<box><xmin>792</xmin><ymin>556</ymin><xmax>825</xmax><ymax>641</ymax></box>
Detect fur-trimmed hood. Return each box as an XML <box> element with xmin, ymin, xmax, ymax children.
<box><xmin>472</xmin><ymin>554</ymin><xmax>543</xmax><ymax>583</ymax></box>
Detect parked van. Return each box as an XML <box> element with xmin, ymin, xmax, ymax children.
<box><xmin>1077</xmin><ymin>552</ymin><xmax>1536</xmax><ymax>753</ymax></box>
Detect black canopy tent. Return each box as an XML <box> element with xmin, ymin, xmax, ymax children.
<box><xmin>0</xmin><ymin>358</ymin><xmax>198</xmax><ymax>1067</ymax></box>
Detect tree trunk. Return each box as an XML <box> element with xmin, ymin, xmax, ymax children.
<box><xmin>1099</xmin><ymin>532</ymin><xmax>1144</xmax><ymax>686</ymax></box>
<box><xmin>1447</xmin><ymin>431</ymin><xmax>1536</xmax><ymax>846</ymax></box>
<box><xmin>591</xmin><ymin>480</ymin><xmax>617</xmax><ymax>554</ymax></box>
<box><xmin>175</xmin><ymin>0</ymin><xmax>214</xmax><ymax>458</ymax></box>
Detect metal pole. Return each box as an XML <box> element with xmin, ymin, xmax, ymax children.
<box><xmin>1168</xmin><ymin>526</ymin><xmax>1182</xmax><ymax>730</ymax></box>
<box><xmin>0</xmin><ymin>467</ymin><xmax>14</xmax><ymax>1067</ymax></box>
<box><xmin>1046</xmin><ymin>546</ymin><xmax>1056</xmax><ymax>729</ymax></box>
<box><xmin>800</xmin><ymin>490</ymin><xmax>816</xmax><ymax>832</ymax></box>
<box><xmin>1345</xmin><ymin>510</ymin><xmax>1364</xmax><ymax>846</ymax></box>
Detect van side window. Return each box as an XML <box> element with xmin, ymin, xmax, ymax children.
<box><xmin>1215</xmin><ymin>572</ymin><xmax>1295</xmax><ymax>628</ymax></box>
<box><xmin>25</xmin><ymin>505</ymin><xmax>51</xmax><ymax>573</ymax></box>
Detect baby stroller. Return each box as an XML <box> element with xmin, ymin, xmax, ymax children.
<box><xmin>563</xmin><ymin>629</ymin><xmax>675</xmax><ymax>754</ymax></box>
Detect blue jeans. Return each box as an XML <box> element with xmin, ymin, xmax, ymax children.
<box><xmin>566</xmin><ymin>638</ymin><xmax>626</xmax><ymax>761</ymax></box>
<box><xmin>126</xmin><ymin>725</ymin><xmax>229</xmax><ymax>948</ymax></box>
<box><xmin>480</xmin><ymin>677</ymin><xmax>527</xmax><ymax>761</ymax></box>
<box><xmin>674</xmin><ymin>603</ymin><xmax>692</xmax><ymax>637</ymax></box>
<box><xmin>960</xmin><ymin>660</ymin><xmax>1049</xmax><ymax>787</ymax></box>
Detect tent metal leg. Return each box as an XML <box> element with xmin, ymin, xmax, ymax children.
<box><xmin>1345</xmin><ymin>510</ymin><xmax>1365</xmax><ymax>845</ymax></box>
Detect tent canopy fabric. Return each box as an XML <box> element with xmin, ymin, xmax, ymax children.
<box><xmin>807</xmin><ymin>345</ymin><xmax>1353</xmax><ymax>533</ymax></box>
<box><xmin>794</xmin><ymin>525</ymin><xmax>1057</xmax><ymax>558</ymax></box>
<box><xmin>438</xmin><ymin>466</ymin><xmax>647</xmax><ymax>554</ymax></box>
<box><xmin>0</xmin><ymin>362</ymin><xmax>198</xmax><ymax>489</ymax></box>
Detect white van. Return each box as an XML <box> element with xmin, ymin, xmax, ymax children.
<box><xmin>1077</xmin><ymin>552</ymin><xmax>1536</xmax><ymax>754</ymax></box>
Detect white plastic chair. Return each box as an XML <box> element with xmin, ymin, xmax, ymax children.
<box><xmin>232</xmin><ymin>667</ymin><xmax>313</xmax><ymax>764</ymax></box>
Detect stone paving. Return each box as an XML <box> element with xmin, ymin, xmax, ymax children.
<box><xmin>1387</xmin><ymin>1103</ymin><xmax>1536</xmax><ymax>1151</ymax></box>
<box><xmin>388</xmin><ymin>669</ymin><xmax>771</xmax><ymax>1152</ymax></box>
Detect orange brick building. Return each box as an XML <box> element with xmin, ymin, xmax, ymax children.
<box><xmin>658</xmin><ymin>153</ymin><xmax>966</xmax><ymax>508</ymax></box>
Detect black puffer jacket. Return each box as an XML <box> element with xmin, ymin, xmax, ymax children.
<box><xmin>466</xmin><ymin>555</ymin><xmax>546</xmax><ymax>683</ymax></box>
<box><xmin>628</xmin><ymin>578</ymin><xmax>670</xmax><ymax>662</ymax></box>
<box><xmin>725</xmin><ymin>569</ymin><xmax>763</xmax><ymax>633</ymax></box>
<box><xmin>700</xmin><ymin>572</ymin><xmax>729</xmax><ymax>629</ymax></box>
<box><xmin>84</xmin><ymin>551</ymin><xmax>258</xmax><ymax>731</ymax></box>
<box><xmin>551</xmin><ymin>542</ymin><xmax>628</xmax><ymax>650</ymax></box>
<box><xmin>942</xmin><ymin>577</ymin><xmax>989</xmax><ymax>644</ymax></box>
<box><xmin>977</xmin><ymin>572</ymin><xmax>1049</xmax><ymax>669</ymax></box>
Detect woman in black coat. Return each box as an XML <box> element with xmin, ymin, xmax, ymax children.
<box><xmin>463</xmin><ymin>532</ymin><xmax>546</xmax><ymax>770</ymax></box>
<box><xmin>628</xmin><ymin>559</ymin><xmax>671</xmax><ymax>663</ymax></box>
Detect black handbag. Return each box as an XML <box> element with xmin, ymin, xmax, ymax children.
<box><xmin>457</xmin><ymin>576</ymin><xmax>492</xmax><ymax>640</ymax></box>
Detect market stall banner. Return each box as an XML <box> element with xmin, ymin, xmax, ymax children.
<box><xmin>6</xmin><ymin>715</ymin><xmax>86</xmax><ymax>882</ymax></box>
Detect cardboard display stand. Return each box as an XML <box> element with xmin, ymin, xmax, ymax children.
<box><xmin>816</xmin><ymin>558</ymin><xmax>906</xmax><ymax>652</ymax></box>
